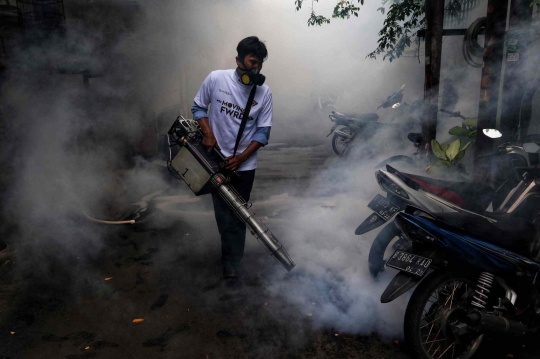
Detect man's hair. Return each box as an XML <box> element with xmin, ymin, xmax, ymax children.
<box><xmin>237</xmin><ymin>36</ymin><xmax>268</xmax><ymax>62</ymax></box>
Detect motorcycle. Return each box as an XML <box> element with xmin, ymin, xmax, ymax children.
<box><xmin>358</xmin><ymin>134</ymin><xmax>539</xmax><ymax>278</ymax></box>
<box><xmin>327</xmin><ymin>85</ymin><xmax>422</xmax><ymax>157</ymax></box>
<box><xmin>379</xmin><ymin>158</ymin><xmax>540</xmax><ymax>359</ymax></box>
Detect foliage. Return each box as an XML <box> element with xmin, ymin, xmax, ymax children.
<box><xmin>295</xmin><ymin>0</ymin><xmax>360</xmax><ymax>25</ymax></box>
<box><xmin>295</xmin><ymin>0</ymin><xmax>465</xmax><ymax>61</ymax></box>
<box><xmin>448</xmin><ymin>117</ymin><xmax>477</xmax><ymax>138</ymax></box>
<box><xmin>425</xmin><ymin>139</ymin><xmax>471</xmax><ymax>178</ymax></box>
<box><xmin>308</xmin><ymin>12</ymin><xmax>331</xmax><ymax>26</ymax></box>
<box><xmin>445</xmin><ymin>0</ymin><xmax>463</xmax><ymax>17</ymax></box>
<box><xmin>448</xmin><ymin>127</ymin><xmax>476</xmax><ymax>137</ymax></box>
<box><xmin>367</xmin><ymin>0</ymin><xmax>425</xmax><ymax>61</ymax></box>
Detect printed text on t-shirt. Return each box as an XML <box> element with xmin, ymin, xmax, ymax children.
<box><xmin>217</xmin><ymin>99</ymin><xmax>255</xmax><ymax>121</ymax></box>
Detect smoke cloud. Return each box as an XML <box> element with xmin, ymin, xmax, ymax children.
<box><xmin>0</xmin><ymin>0</ymin><xmax>500</xmax><ymax>350</ymax></box>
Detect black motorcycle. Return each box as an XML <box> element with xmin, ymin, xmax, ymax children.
<box><xmin>380</xmin><ymin>159</ymin><xmax>540</xmax><ymax>359</ymax></box>
<box><xmin>327</xmin><ymin>85</ymin><xmax>422</xmax><ymax>156</ymax></box>
<box><xmin>359</xmin><ymin>134</ymin><xmax>540</xmax><ymax>278</ymax></box>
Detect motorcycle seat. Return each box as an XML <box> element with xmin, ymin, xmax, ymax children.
<box><xmin>437</xmin><ymin>212</ymin><xmax>540</xmax><ymax>259</ymax></box>
<box><xmin>343</xmin><ymin>113</ymin><xmax>379</xmax><ymax>122</ymax></box>
<box><xmin>410</xmin><ymin>174</ymin><xmax>495</xmax><ymax>212</ymax></box>
<box><xmin>388</xmin><ymin>166</ymin><xmax>495</xmax><ymax>212</ymax></box>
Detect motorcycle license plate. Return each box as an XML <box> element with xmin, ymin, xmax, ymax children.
<box><xmin>386</xmin><ymin>250</ymin><xmax>432</xmax><ymax>277</ymax></box>
<box><xmin>367</xmin><ymin>194</ymin><xmax>401</xmax><ymax>221</ymax></box>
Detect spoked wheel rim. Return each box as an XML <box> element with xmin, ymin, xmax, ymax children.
<box><xmin>332</xmin><ymin>128</ymin><xmax>352</xmax><ymax>156</ymax></box>
<box><xmin>419</xmin><ymin>278</ymin><xmax>483</xmax><ymax>359</ymax></box>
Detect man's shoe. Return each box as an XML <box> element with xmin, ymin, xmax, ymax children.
<box><xmin>0</xmin><ymin>245</ymin><xmax>12</xmax><ymax>266</ymax></box>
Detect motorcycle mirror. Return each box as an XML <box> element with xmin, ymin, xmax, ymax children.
<box><xmin>483</xmin><ymin>128</ymin><xmax>502</xmax><ymax>138</ymax></box>
<box><xmin>523</xmin><ymin>142</ymin><xmax>540</xmax><ymax>153</ymax></box>
<box><xmin>392</xmin><ymin>103</ymin><xmax>401</xmax><ymax>109</ymax></box>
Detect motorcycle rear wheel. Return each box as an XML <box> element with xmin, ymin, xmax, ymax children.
<box><xmin>332</xmin><ymin>127</ymin><xmax>353</xmax><ymax>157</ymax></box>
<box><xmin>405</xmin><ymin>270</ymin><xmax>483</xmax><ymax>359</ymax></box>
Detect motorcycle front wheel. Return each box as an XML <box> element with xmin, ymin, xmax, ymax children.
<box><xmin>405</xmin><ymin>270</ymin><xmax>483</xmax><ymax>359</ymax></box>
<box><xmin>332</xmin><ymin>127</ymin><xmax>353</xmax><ymax>157</ymax></box>
<box><xmin>368</xmin><ymin>221</ymin><xmax>411</xmax><ymax>278</ymax></box>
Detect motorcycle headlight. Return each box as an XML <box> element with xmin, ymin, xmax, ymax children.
<box><xmin>392</xmin><ymin>103</ymin><xmax>401</xmax><ymax>109</ymax></box>
<box><xmin>329</xmin><ymin>115</ymin><xmax>336</xmax><ymax>122</ymax></box>
<box><xmin>376</xmin><ymin>171</ymin><xmax>409</xmax><ymax>199</ymax></box>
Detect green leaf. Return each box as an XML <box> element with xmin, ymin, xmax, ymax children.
<box><xmin>454</xmin><ymin>149</ymin><xmax>467</xmax><ymax>162</ymax></box>
<box><xmin>461</xmin><ymin>141</ymin><xmax>472</xmax><ymax>152</ymax></box>
<box><xmin>468</xmin><ymin>130</ymin><xmax>477</xmax><ymax>138</ymax></box>
<box><xmin>441</xmin><ymin>143</ymin><xmax>450</xmax><ymax>151</ymax></box>
<box><xmin>431</xmin><ymin>139</ymin><xmax>448</xmax><ymax>161</ymax></box>
<box><xmin>463</xmin><ymin>118</ymin><xmax>478</xmax><ymax>128</ymax></box>
<box><xmin>449</xmin><ymin>126</ymin><xmax>472</xmax><ymax>137</ymax></box>
<box><xmin>445</xmin><ymin>139</ymin><xmax>461</xmax><ymax>161</ymax></box>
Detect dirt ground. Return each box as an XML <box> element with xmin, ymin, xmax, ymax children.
<box><xmin>1</xmin><ymin>143</ymin><xmax>540</xmax><ymax>359</ymax></box>
<box><xmin>0</xmin><ymin>220</ymin><xmax>411</xmax><ymax>359</ymax></box>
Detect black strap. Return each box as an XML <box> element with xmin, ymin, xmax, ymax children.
<box><xmin>233</xmin><ymin>85</ymin><xmax>257</xmax><ymax>157</ymax></box>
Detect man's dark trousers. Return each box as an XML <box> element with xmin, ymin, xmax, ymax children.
<box><xmin>211</xmin><ymin>169</ymin><xmax>256</xmax><ymax>273</ymax></box>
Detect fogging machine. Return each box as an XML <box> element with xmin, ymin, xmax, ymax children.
<box><xmin>166</xmin><ymin>117</ymin><xmax>295</xmax><ymax>272</ymax></box>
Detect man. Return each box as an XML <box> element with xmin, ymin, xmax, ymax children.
<box><xmin>191</xmin><ymin>36</ymin><xmax>272</xmax><ymax>279</ymax></box>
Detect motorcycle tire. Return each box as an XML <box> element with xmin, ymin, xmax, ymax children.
<box><xmin>368</xmin><ymin>221</ymin><xmax>410</xmax><ymax>277</ymax></box>
<box><xmin>332</xmin><ymin>127</ymin><xmax>353</xmax><ymax>157</ymax></box>
<box><xmin>404</xmin><ymin>270</ymin><xmax>483</xmax><ymax>359</ymax></box>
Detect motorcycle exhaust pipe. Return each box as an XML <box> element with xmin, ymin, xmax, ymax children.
<box><xmin>211</xmin><ymin>174</ymin><xmax>295</xmax><ymax>271</ymax></box>
<box><xmin>467</xmin><ymin>310</ymin><xmax>527</xmax><ymax>337</ymax></box>
<box><xmin>333</xmin><ymin>130</ymin><xmax>353</xmax><ymax>139</ymax></box>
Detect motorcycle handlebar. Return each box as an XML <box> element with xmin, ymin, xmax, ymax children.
<box><xmin>440</xmin><ymin>108</ymin><xmax>467</xmax><ymax>119</ymax></box>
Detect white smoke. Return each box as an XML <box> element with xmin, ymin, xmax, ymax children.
<box><xmin>2</xmin><ymin>0</ymin><xmax>496</xmax><ymax>346</ymax></box>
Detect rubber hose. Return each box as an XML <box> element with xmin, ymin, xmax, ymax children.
<box><xmin>463</xmin><ymin>17</ymin><xmax>486</xmax><ymax>68</ymax></box>
<box><xmin>84</xmin><ymin>213</ymin><xmax>135</xmax><ymax>225</ymax></box>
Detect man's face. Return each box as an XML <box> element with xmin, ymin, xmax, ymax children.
<box><xmin>236</xmin><ymin>54</ymin><xmax>263</xmax><ymax>72</ymax></box>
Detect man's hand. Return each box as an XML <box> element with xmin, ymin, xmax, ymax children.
<box><xmin>202</xmin><ymin>133</ymin><xmax>220</xmax><ymax>152</ymax></box>
<box><xmin>197</xmin><ymin>117</ymin><xmax>220</xmax><ymax>152</ymax></box>
<box><xmin>223</xmin><ymin>141</ymin><xmax>263</xmax><ymax>171</ymax></box>
<box><xmin>224</xmin><ymin>154</ymin><xmax>246</xmax><ymax>171</ymax></box>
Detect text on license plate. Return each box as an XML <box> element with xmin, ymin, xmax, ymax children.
<box><xmin>386</xmin><ymin>250</ymin><xmax>432</xmax><ymax>277</ymax></box>
<box><xmin>367</xmin><ymin>194</ymin><xmax>401</xmax><ymax>221</ymax></box>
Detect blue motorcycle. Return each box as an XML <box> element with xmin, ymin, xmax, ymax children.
<box><xmin>380</xmin><ymin>162</ymin><xmax>540</xmax><ymax>359</ymax></box>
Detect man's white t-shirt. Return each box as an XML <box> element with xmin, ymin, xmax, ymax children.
<box><xmin>194</xmin><ymin>69</ymin><xmax>273</xmax><ymax>171</ymax></box>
